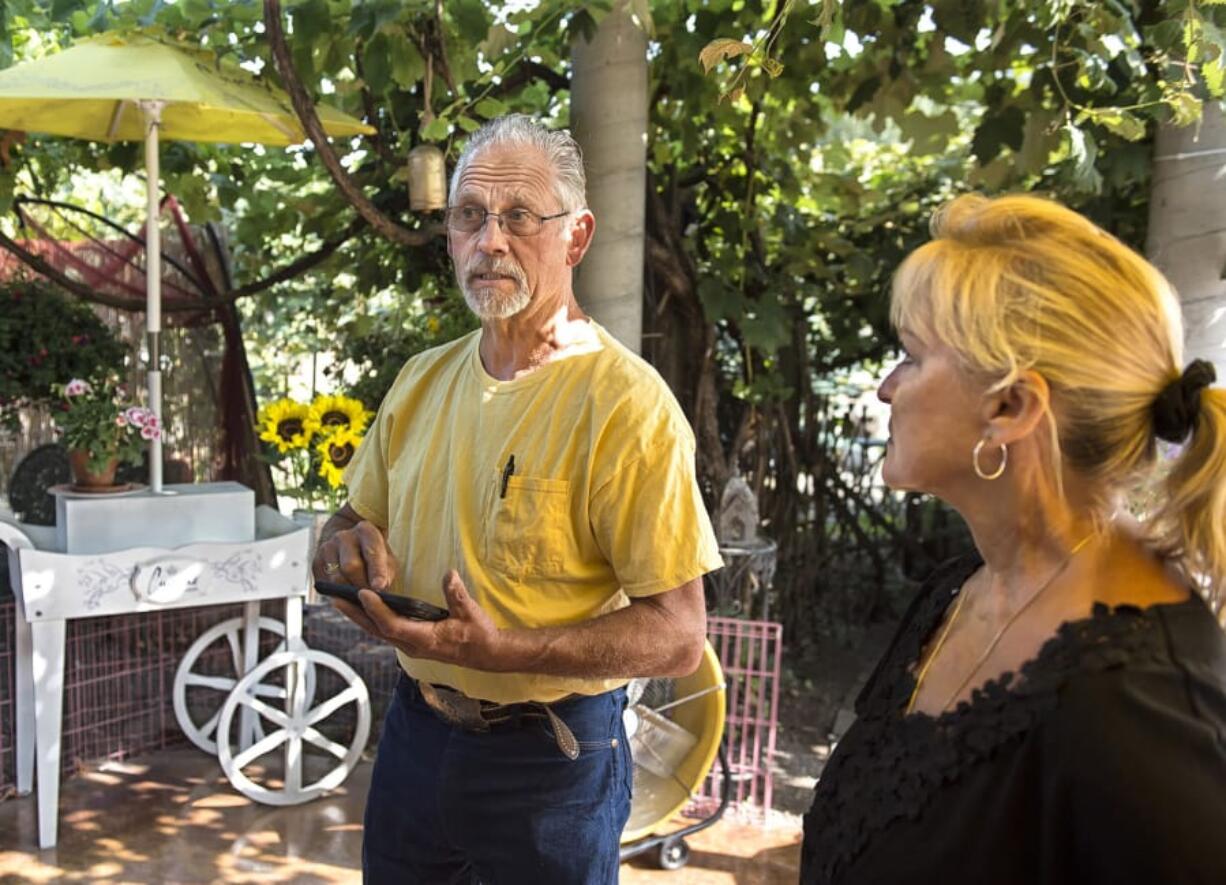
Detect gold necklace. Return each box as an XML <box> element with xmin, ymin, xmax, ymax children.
<box><xmin>906</xmin><ymin>534</ymin><xmax>1094</xmax><ymax>716</ymax></box>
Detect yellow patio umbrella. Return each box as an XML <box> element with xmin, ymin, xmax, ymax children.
<box><xmin>0</xmin><ymin>31</ymin><xmax>374</xmax><ymax>492</ymax></box>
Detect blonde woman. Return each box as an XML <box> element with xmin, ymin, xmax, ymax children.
<box><xmin>802</xmin><ymin>194</ymin><xmax>1226</xmax><ymax>884</ymax></box>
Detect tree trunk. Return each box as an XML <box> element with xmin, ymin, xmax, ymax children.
<box><xmin>1146</xmin><ymin>103</ymin><xmax>1226</xmax><ymax>375</ymax></box>
<box><xmin>570</xmin><ymin>1</ymin><xmax>647</xmax><ymax>352</ymax></box>
<box><xmin>643</xmin><ymin>174</ymin><xmax>729</xmax><ymax>503</ymax></box>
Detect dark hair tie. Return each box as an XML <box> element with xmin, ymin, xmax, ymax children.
<box><xmin>1152</xmin><ymin>359</ymin><xmax>1217</xmax><ymax>443</ymax></box>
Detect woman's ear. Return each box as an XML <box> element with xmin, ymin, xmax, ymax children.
<box><xmin>980</xmin><ymin>370</ymin><xmax>1051</xmax><ymax>446</ymax></box>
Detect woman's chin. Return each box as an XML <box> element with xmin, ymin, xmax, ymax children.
<box><xmin>880</xmin><ymin>462</ymin><xmax>915</xmax><ymax>493</ymax></box>
<box><xmin>881</xmin><ymin>450</ymin><xmax>900</xmax><ymax>488</ymax></box>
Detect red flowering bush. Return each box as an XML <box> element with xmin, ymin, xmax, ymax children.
<box><xmin>0</xmin><ymin>278</ymin><xmax>128</xmax><ymax>432</ymax></box>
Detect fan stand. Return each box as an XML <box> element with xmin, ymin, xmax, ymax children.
<box><xmin>619</xmin><ymin>743</ymin><xmax>732</xmax><ymax>871</ymax></box>
<box><xmin>619</xmin><ymin>641</ymin><xmax>729</xmax><ymax>871</ymax></box>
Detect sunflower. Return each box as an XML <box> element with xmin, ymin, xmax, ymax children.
<box><xmin>257</xmin><ymin>398</ymin><xmax>313</xmax><ymax>453</ymax></box>
<box><xmin>305</xmin><ymin>394</ymin><xmax>372</xmax><ymax>437</ymax></box>
<box><xmin>316</xmin><ymin>426</ymin><xmax>364</xmax><ymax>489</ymax></box>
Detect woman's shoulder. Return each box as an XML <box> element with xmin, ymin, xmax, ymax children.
<box><xmin>1034</xmin><ymin>601</ymin><xmax>1226</xmax><ymax>876</ymax></box>
<box><xmin>1039</xmin><ymin>595</ymin><xmax>1226</xmax><ymax>742</ymax></box>
<box><xmin>1034</xmin><ymin>593</ymin><xmax>1223</xmax><ymax>681</ymax></box>
<box><xmin>1157</xmin><ymin>592</ymin><xmax>1226</xmax><ymax>672</ymax></box>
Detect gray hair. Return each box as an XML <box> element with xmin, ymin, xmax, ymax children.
<box><xmin>449</xmin><ymin>114</ymin><xmax>587</xmax><ymax>212</ymax></box>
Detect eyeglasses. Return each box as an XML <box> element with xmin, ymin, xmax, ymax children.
<box><xmin>444</xmin><ymin>205</ymin><xmax>570</xmax><ymax>237</ymax></box>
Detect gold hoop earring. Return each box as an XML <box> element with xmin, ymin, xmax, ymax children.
<box><xmin>972</xmin><ymin>438</ymin><xmax>1007</xmax><ymax>480</ymax></box>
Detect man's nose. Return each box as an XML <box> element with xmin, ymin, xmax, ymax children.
<box><xmin>476</xmin><ymin>214</ymin><xmax>510</xmax><ymax>254</ymax></box>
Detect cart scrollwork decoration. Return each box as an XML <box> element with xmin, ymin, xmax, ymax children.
<box><xmin>78</xmin><ymin>558</ymin><xmax>132</xmax><ymax>610</ymax></box>
<box><xmin>210</xmin><ymin>551</ymin><xmax>263</xmax><ymax>593</ymax></box>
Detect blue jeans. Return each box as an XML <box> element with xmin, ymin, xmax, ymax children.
<box><xmin>363</xmin><ymin>675</ymin><xmax>633</xmax><ymax>884</ymax></box>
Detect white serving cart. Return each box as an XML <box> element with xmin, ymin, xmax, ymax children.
<box><xmin>1</xmin><ymin>482</ymin><xmax>370</xmax><ymax>849</ymax></box>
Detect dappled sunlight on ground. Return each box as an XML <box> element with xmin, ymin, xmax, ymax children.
<box><xmin>0</xmin><ymin>747</ymin><xmax>802</xmax><ymax>883</ymax></box>
<box><xmin>622</xmin><ymin>816</ymin><xmax>801</xmax><ymax>883</ymax></box>
<box><xmin>0</xmin><ymin>748</ymin><xmax>362</xmax><ymax>883</ymax></box>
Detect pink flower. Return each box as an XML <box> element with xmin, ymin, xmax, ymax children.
<box><xmin>115</xmin><ymin>414</ymin><xmax>128</xmax><ymax>427</ymax></box>
<box><xmin>140</xmin><ymin>423</ymin><xmax>161</xmax><ymax>441</ymax></box>
<box><xmin>124</xmin><ymin>407</ymin><xmax>150</xmax><ymax>427</ymax></box>
<box><xmin>64</xmin><ymin>379</ymin><xmax>92</xmax><ymax>397</ymax></box>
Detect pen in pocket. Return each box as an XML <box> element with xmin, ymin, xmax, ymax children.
<box><xmin>500</xmin><ymin>454</ymin><xmax>516</xmax><ymax>498</ymax></box>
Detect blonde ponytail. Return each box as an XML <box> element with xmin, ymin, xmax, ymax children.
<box><xmin>1155</xmin><ymin>388</ymin><xmax>1226</xmax><ymax>609</ymax></box>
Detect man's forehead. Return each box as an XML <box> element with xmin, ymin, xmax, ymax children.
<box><xmin>453</xmin><ymin>145</ymin><xmax>557</xmax><ymax>204</ymax></box>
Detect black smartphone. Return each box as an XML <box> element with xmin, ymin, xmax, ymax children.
<box><xmin>314</xmin><ymin>581</ymin><xmax>450</xmax><ymax>621</ymax></box>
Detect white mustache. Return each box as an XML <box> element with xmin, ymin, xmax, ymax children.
<box><xmin>467</xmin><ymin>257</ymin><xmax>526</xmax><ymax>284</ymax></box>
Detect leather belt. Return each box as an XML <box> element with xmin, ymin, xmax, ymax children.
<box><xmin>415</xmin><ymin>680</ymin><xmax>581</xmax><ymax>760</ymax></box>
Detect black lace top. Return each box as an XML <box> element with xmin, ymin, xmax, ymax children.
<box><xmin>801</xmin><ymin>553</ymin><xmax>1226</xmax><ymax>885</ymax></box>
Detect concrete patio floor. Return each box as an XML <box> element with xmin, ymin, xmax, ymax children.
<box><xmin>0</xmin><ymin>748</ymin><xmax>801</xmax><ymax>884</ymax></box>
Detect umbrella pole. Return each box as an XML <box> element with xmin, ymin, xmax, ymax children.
<box><xmin>141</xmin><ymin>100</ymin><xmax>165</xmax><ymax>494</ymax></box>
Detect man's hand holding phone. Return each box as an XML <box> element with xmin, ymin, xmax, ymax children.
<box><xmin>314</xmin><ymin>580</ymin><xmax>449</xmax><ymax>621</ymax></box>
<box><xmin>312</xmin><ymin>515</ymin><xmax>502</xmax><ymax>670</ymax></box>
<box><xmin>312</xmin><ymin>516</ymin><xmax>407</xmax><ymax>634</ymax></box>
<box><xmin>313</xmin><ymin>516</ymin><xmax>397</xmax><ymax>592</ymax></box>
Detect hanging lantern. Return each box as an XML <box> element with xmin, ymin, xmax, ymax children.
<box><xmin>406</xmin><ymin>143</ymin><xmax>447</xmax><ymax>212</ymax></box>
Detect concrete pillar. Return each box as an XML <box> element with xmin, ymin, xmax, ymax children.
<box><xmin>570</xmin><ymin>1</ymin><xmax>647</xmax><ymax>352</ymax></box>
<box><xmin>1146</xmin><ymin>103</ymin><xmax>1226</xmax><ymax>374</ymax></box>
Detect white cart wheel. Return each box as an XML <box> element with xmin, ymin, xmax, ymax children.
<box><xmin>216</xmin><ymin>649</ymin><xmax>370</xmax><ymax>806</ymax></box>
<box><xmin>172</xmin><ymin>616</ymin><xmax>316</xmax><ymax>754</ymax></box>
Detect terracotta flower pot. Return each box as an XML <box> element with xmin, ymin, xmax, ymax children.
<box><xmin>68</xmin><ymin>449</ymin><xmax>120</xmax><ymax>488</ymax></box>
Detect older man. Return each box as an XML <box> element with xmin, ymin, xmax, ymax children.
<box><xmin>313</xmin><ymin>115</ymin><xmax>721</xmax><ymax>884</ymax></box>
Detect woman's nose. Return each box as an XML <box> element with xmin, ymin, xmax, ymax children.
<box><xmin>877</xmin><ymin>369</ymin><xmax>897</xmax><ymax>404</ymax></box>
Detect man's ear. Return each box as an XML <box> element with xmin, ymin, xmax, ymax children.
<box><xmin>566</xmin><ymin>211</ymin><xmax>596</xmax><ymax>266</ymax></box>
<box><xmin>980</xmin><ymin>369</ymin><xmax>1051</xmax><ymax>446</ymax></box>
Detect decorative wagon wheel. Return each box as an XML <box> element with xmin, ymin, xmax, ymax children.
<box><xmin>216</xmin><ymin>648</ymin><xmax>370</xmax><ymax>806</ymax></box>
<box><xmin>172</xmin><ymin>616</ymin><xmax>316</xmax><ymax>754</ymax></box>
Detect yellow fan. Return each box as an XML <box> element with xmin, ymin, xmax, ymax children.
<box><xmin>620</xmin><ymin>641</ymin><xmax>728</xmax><ymax>871</ymax></box>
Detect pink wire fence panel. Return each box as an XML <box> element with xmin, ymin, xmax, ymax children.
<box><xmin>693</xmin><ymin>616</ymin><xmax>783</xmax><ymax>817</ymax></box>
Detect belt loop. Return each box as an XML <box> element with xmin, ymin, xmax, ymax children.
<box><xmin>400</xmin><ymin>673</ymin><xmax>418</xmax><ymax>702</ymax></box>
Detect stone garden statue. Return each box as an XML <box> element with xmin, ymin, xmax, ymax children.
<box><xmin>712</xmin><ymin>475</ymin><xmax>777</xmax><ymax>618</ymax></box>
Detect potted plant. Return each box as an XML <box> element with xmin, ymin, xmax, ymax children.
<box><xmin>55</xmin><ymin>378</ymin><xmax>160</xmax><ymax>488</ymax></box>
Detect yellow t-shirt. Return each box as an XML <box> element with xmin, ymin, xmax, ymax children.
<box><xmin>343</xmin><ymin>321</ymin><xmax>723</xmax><ymax>703</ymax></box>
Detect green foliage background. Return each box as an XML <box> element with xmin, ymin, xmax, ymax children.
<box><xmin>0</xmin><ymin>276</ymin><xmax>127</xmax><ymax>430</ymax></box>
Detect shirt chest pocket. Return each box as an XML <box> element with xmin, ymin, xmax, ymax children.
<box><xmin>487</xmin><ymin>475</ymin><xmax>574</xmax><ymax>579</ymax></box>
